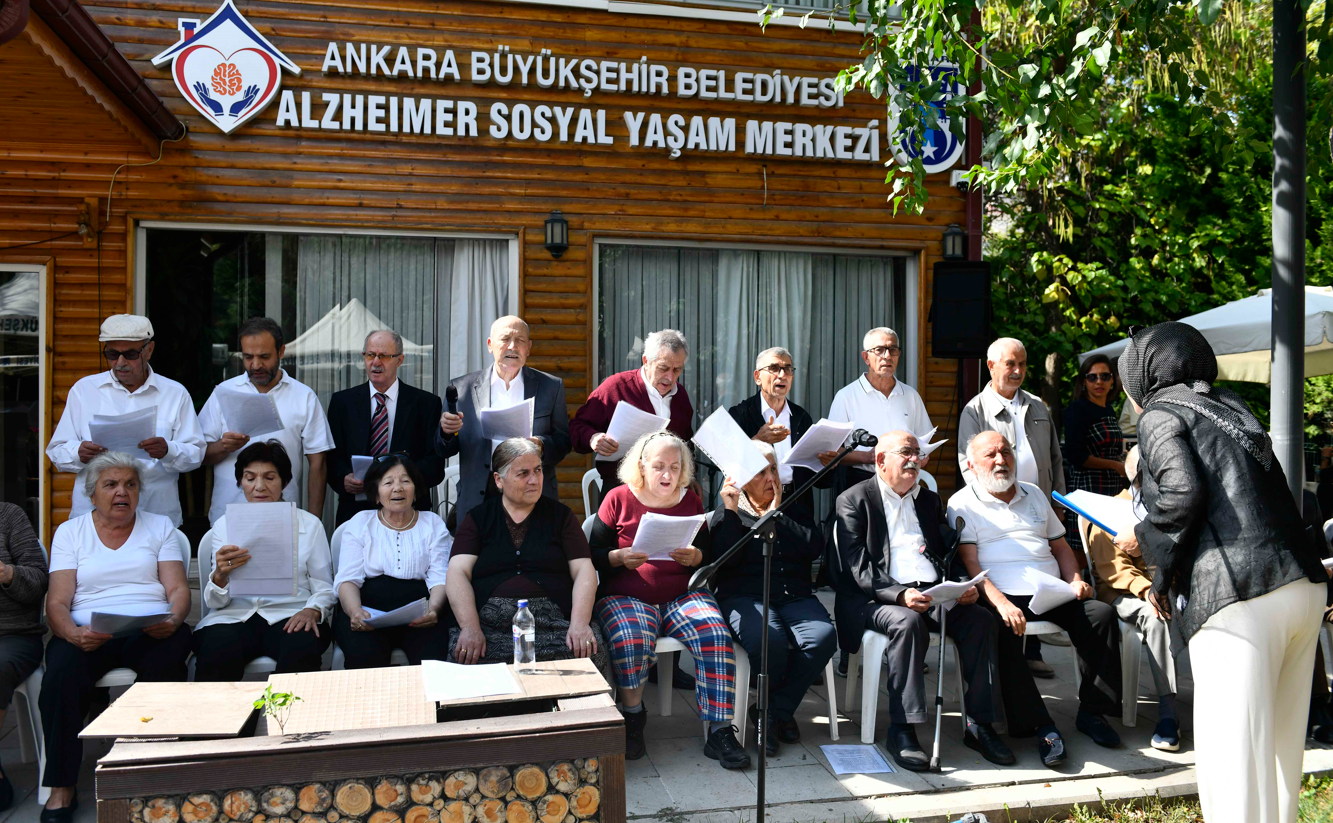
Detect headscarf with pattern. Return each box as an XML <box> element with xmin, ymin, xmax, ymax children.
<box><xmin>1117</xmin><ymin>321</ymin><xmax>1273</xmax><ymax>470</ymax></box>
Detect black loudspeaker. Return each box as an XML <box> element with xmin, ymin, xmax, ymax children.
<box><xmin>931</xmin><ymin>261</ymin><xmax>992</xmax><ymax>358</ymax></box>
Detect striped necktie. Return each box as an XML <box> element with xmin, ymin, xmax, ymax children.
<box><xmin>370</xmin><ymin>392</ymin><xmax>389</xmax><ymax>455</ymax></box>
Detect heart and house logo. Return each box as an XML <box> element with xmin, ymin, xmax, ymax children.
<box><xmin>151</xmin><ymin>0</ymin><xmax>300</xmax><ymax>134</ymax></box>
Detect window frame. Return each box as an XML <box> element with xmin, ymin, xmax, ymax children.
<box><xmin>0</xmin><ymin>262</ymin><xmax>50</xmax><ymax>543</ymax></box>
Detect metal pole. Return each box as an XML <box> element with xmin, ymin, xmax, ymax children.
<box><xmin>1272</xmin><ymin>0</ymin><xmax>1307</xmax><ymax>506</ymax></box>
<box><xmin>755</xmin><ymin>519</ymin><xmax>777</xmax><ymax>823</ymax></box>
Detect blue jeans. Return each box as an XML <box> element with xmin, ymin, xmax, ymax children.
<box><xmin>721</xmin><ymin>594</ymin><xmax>838</xmax><ymax>721</ymax></box>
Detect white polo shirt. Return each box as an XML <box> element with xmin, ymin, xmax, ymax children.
<box><xmin>761</xmin><ymin>398</ymin><xmax>794</xmax><ymax>484</ymax></box>
<box><xmin>946</xmin><ymin>480</ymin><xmax>1065</xmax><ymax>595</ymax></box>
<box><xmin>199</xmin><ymin>370</ymin><xmax>334</xmax><ymax>525</ymax></box>
<box><xmin>641</xmin><ymin>367</ymin><xmax>678</xmax><ymax>418</ymax></box>
<box><xmin>876</xmin><ymin>475</ymin><xmax>937</xmax><ymax>584</ymax></box>
<box><xmin>828</xmin><ymin>374</ymin><xmax>933</xmax><ymax>453</ymax></box>
<box><xmin>46</xmin><ymin>368</ymin><xmax>205</xmax><ymax>527</ymax></box>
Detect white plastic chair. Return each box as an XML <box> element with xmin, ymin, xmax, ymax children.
<box><xmin>582</xmin><ymin>468</ymin><xmax>603</xmax><ymax>518</ymax></box>
<box><xmin>189</xmin><ymin>528</ymin><xmax>280</xmax><ymax>680</ymax></box>
<box><xmin>845</xmin><ymin>628</ymin><xmax>966</xmax><ymax>745</ymax></box>
<box><xmin>437</xmin><ymin>464</ymin><xmax>461</xmax><ymax>523</ymax></box>
<box><xmin>94</xmin><ymin>528</ymin><xmax>193</xmax><ymax>690</ymax></box>
<box><xmin>14</xmin><ymin>542</ymin><xmax>47</xmax><ymax>799</ymax></box>
<box><xmin>329</xmin><ymin>522</ymin><xmax>409</xmax><ymax>669</ymax></box>
<box><xmin>918</xmin><ymin>469</ymin><xmax>938</xmax><ymax>493</ymax></box>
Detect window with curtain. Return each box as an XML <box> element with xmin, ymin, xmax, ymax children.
<box><xmin>597</xmin><ymin>243</ymin><xmax>907</xmax><ymax>512</ymax></box>
<box><xmin>0</xmin><ymin>270</ymin><xmax>42</xmax><ymax>531</ymax></box>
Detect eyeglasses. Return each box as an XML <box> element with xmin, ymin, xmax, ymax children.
<box><xmin>103</xmin><ymin>345</ymin><xmax>148</xmax><ymax>362</ymax></box>
<box><xmin>759</xmin><ymin>364</ymin><xmax>796</xmax><ymax>376</ymax></box>
<box><xmin>866</xmin><ymin>345</ymin><xmax>902</xmax><ymax>358</ymax></box>
<box><xmin>889</xmin><ymin>447</ymin><xmax>922</xmax><ymax>459</ymax></box>
<box><xmin>362</xmin><ymin>351</ymin><xmax>402</xmax><ymax>362</ymax></box>
<box><xmin>1085</xmin><ymin>373</ymin><xmax>1115</xmax><ymax>383</ymax></box>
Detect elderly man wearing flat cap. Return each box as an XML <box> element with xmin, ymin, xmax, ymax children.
<box><xmin>47</xmin><ymin>314</ymin><xmax>205</xmax><ymax>526</ymax></box>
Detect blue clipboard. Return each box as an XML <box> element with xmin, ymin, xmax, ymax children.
<box><xmin>1051</xmin><ymin>490</ymin><xmax>1120</xmax><ymax>538</ymax></box>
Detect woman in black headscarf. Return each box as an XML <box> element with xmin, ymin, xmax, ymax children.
<box><xmin>1118</xmin><ymin>322</ymin><xmax>1328</xmax><ymax>823</ymax></box>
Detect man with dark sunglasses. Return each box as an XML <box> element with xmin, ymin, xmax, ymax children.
<box><xmin>46</xmin><ymin>314</ymin><xmax>204</xmax><ymax>526</ymax></box>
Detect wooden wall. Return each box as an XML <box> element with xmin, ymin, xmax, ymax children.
<box><xmin>0</xmin><ymin>0</ymin><xmax>967</xmax><ymax>532</ymax></box>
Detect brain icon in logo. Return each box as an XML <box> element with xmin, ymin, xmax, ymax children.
<box><xmin>211</xmin><ymin>62</ymin><xmax>243</xmax><ymax>96</ymax></box>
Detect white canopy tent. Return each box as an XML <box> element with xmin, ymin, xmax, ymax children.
<box><xmin>0</xmin><ymin>272</ymin><xmax>39</xmax><ymax>319</ymax></box>
<box><xmin>283</xmin><ymin>298</ymin><xmax>433</xmax><ymax>368</ymax></box>
<box><xmin>1080</xmin><ymin>285</ymin><xmax>1333</xmax><ymax>383</ymax></box>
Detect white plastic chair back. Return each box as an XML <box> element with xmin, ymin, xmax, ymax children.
<box><xmin>582</xmin><ymin>514</ymin><xmax>595</xmax><ymax>542</ymax></box>
<box><xmin>198</xmin><ymin>529</ymin><xmax>215</xmax><ymax>619</ymax></box>
<box><xmin>330</xmin><ymin>521</ymin><xmax>349</xmax><ymax>573</ymax></box>
<box><xmin>918</xmin><ymin>469</ymin><xmax>938</xmax><ymax>492</ymax></box>
<box><xmin>581</xmin><ymin>468</ymin><xmax>602</xmax><ymax>517</ymax></box>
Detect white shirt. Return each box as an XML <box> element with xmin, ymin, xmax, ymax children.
<box><xmin>199</xmin><ymin>370</ymin><xmax>335</xmax><ymax>525</ymax></box>
<box><xmin>946</xmin><ymin>480</ymin><xmax>1066</xmax><ymax>595</ymax></box>
<box><xmin>200</xmin><ymin>508</ymin><xmax>336</xmax><ymax>628</ymax></box>
<box><xmin>988</xmin><ymin>385</ymin><xmax>1039</xmax><ymax>486</ymax></box>
<box><xmin>333</xmin><ymin>509</ymin><xmax>452</xmax><ymax>591</ymax></box>
<box><xmin>641</xmin><ymin>367</ymin><xmax>678</xmax><ymax>418</ymax></box>
<box><xmin>368</xmin><ymin>379</ymin><xmax>401</xmax><ymax>446</ymax></box>
<box><xmin>875</xmin><ymin>475</ymin><xmax>938</xmax><ymax>584</ymax></box>
<box><xmin>49</xmin><ymin>510</ymin><xmax>181</xmax><ymax>626</ymax></box>
<box><xmin>828</xmin><ymin>375</ymin><xmax>933</xmax><ymax>454</ymax></box>
<box><xmin>47</xmin><ymin>368</ymin><xmax>206</xmax><ymax>527</ymax></box>
<box><xmin>489</xmin><ymin>366</ymin><xmax>527</xmax><ymax>453</ymax></box>
<box><xmin>761</xmin><ymin>399</ymin><xmax>795</xmax><ymax>484</ymax></box>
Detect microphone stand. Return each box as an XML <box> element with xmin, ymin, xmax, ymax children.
<box><xmin>688</xmin><ymin>433</ymin><xmax>871</xmax><ymax>823</ymax></box>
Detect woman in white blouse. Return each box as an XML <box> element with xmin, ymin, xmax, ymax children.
<box><xmin>333</xmin><ymin>454</ymin><xmax>452</xmax><ymax>668</ymax></box>
<box><xmin>40</xmin><ymin>452</ymin><xmax>191</xmax><ymax>821</ymax></box>
<box><xmin>193</xmin><ymin>441</ymin><xmax>336</xmax><ymax>680</ymax></box>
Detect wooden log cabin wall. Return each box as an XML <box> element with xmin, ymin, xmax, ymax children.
<box><xmin>0</xmin><ymin>0</ymin><xmax>969</xmax><ymax>544</ymax></box>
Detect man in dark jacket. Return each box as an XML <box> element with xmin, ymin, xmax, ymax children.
<box><xmin>829</xmin><ymin>430</ymin><xmax>1011</xmax><ymax>772</ymax></box>
<box><xmin>327</xmin><ymin>330</ymin><xmax>446</xmax><ymax>525</ymax></box>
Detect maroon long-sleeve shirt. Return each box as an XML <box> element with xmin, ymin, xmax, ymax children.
<box><xmin>570</xmin><ymin>368</ymin><xmax>694</xmax><ymax>489</ymax></box>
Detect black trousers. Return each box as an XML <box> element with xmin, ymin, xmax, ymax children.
<box><xmin>333</xmin><ymin>575</ymin><xmax>452</xmax><ymax>668</ymax></box>
<box><xmin>868</xmin><ymin>601</ymin><xmax>1001</xmax><ymax>725</ymax></box>
<box><xmin>982</xmin><ymin>594</ymin><xmax>1122</xmax><ymax>735</ymax></box>
<box><xmin>40</xmin><ymin>625</ymin><xmax>192</xmax><ymax>788</ymax></box>
<box><xmin>0</xmin><ymin>633</ymin><xmax>42</xmax><ymax>709</ymax></box>
<box><xmin>193</xmin><ymin>612</ymin><xmax>331</xmax><ymax>681</ymax></box>
<box><xmin>721</xmin><ymin>594</ymin><xmax>838</xmax><ymax>721</ymax></box>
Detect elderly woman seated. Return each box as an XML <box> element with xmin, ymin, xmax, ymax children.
<box><xmin>334</xmin><ymin>454</ymin><xmax>452</xmax><ymax>668</ymax></box>
<box><xmin>194</xmin><ymin>441</ymin><xmax>335</xmax><ymax>680</ymax></box>
<box><xmin>40</xmin><ymin>452</ymin><xmax>191</xmax><ymax>822</ymax></box>
<box><xmin>711</xmin><ymin>442</ymin><xmax>836</xmax><ymax>756</ymax></box>
<box><xmin>0</xmin><ymin>501</ymin><xmax>48</xmax><ymax>810</ymax></box>
<box><xmin>446</xmin><ymin>438</ymin><xmax>609</xmax><ymax>677</ymax></box>
<box><xmin>589</xmin><ymin>431</ymin><xmax>748</xmax><ymax>771</ymax></box>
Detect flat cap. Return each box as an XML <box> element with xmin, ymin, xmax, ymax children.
<box><xmin>99</xmin><ymin>314</ymin><xmax>154</xmax><ymax>342</ymax></box>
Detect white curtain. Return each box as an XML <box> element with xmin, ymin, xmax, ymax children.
<box><xmin>447</xmin><ymin>240</ymin><xmax>510</xmax><ymax>379</ymax></box>
<box><xmin>713</xmin><ymin>251</ymin><xmax>813</xmax><ymax>410</ymax></box>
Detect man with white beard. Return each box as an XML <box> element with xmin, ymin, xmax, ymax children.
<box><xmin>947</xmin><ymin>431</ymin><xmax>1124</xmax><ymax>769</ymax></box>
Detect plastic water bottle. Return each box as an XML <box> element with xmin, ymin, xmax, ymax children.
<box><xmin>513</xmin><ymin>600</ymin><xmax>537</xmax><ymax>672</ymax></box>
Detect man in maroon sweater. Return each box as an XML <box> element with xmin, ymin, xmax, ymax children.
<box><xmin>572</xmin><ymin>329</ymin><xmax>695</xmax><ymax>493</ymax></box>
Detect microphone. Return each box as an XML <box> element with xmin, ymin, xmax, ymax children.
<box><xmin>445</xmin><ymin>385</ymin><xmax>458</xmax><ymax>415</ymax></box>
<box><xmin>852</xmin><ymin>429</ymin><xmax>878</xmax><ymax>448</ymax></box>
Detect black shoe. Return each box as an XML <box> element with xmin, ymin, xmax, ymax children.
<box><xmin>704</xmin><ymin>725</ymin><xmax>752</xmax><ymax>770</ymax></box>
<box><xmin>623</xmin><ymin>709</ymin><xmax>648</xmax><ymax>760</ymax></box>
<box><xmin>1315</xmin><ymin>723</ymin><xmax>1333</xmax><ymax>745</ymax></box>
<box><xmin>40</xmin><ymin>791</ymin><xmax>78</xmax><ymax>823</ymax></box>
<box><xmin>0</xmin><ymin>767</ymin><xmax>12</xmax><ymax>812</ymax></box>
<box><xmin>647</xmin><ymin>660</ymin><xmax>697</xmax><ymax>692</ymax></box>
<box><xmin>886</xmin><ymin>724</ymin><xmax>930</xmax><ymax>772</ymax></box>
<box><xmin>774</xmin><ymin>716</ymin><xmax>801</xmax><ymax>744</ymax></box>
<box><xmin>835</xmin><ymin>651</ymin><xmax>849</xmax><ymax>678</ymax></box>
<box><xmin>1076</xmin><ymin>710</ymin><xmax>1122</xmax><ymax>748</ymax></box>
<box><xmin>1038</xmin><ymin>731</ymin><xmax>1067</xmax><ymax>768</ymax></box>
<box><xmin>748</xmin><ymin>706</ymin><xmax>778</xmax><ymax>756</ymax></box>
<box><xmin>963</xmin><ymin>722</ymin><xmax>1016</xmax><ymax>766</ymax></box>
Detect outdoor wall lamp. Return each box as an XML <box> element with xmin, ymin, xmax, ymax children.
<box><xmin>544</xmin><ymin>210</ymin><xmax>570</xmax><ymax>259</ymax></box>
<box><xmin>942</xmin><ymin>223</ymin><xmax>966</xmax><ymax>260</ymax></box>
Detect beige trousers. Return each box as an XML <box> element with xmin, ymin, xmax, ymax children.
<box><xmin>1189</xmin><ymin>578</ymin><xmax>1325</xmax><ymax>823</ymax></box>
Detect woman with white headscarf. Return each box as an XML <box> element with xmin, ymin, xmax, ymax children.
<box><xmin>1118</xmin><ymin>321</ymin><xmax>1328</xmax><ymax>823</ymax></box>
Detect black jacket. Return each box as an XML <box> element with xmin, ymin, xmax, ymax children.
<box><xmin>707</xmin><ymin>505</ymin><xmax>824</xmax><ymax>603</ymax></box>
<box><xmin>728</xmin><ymin>392</ymin><xmax>827</xmax><ymax>524</ymax></box>
<box><xmin>327</xmin><ymin>381</ymin><xmax>446</xmax><ymax>525</ymax></box>
<box><xmin>1135</xmin><ymin>403</ymin><xmax>1329</xmax><ymax>649</ymax></box>
<box><xmin>826</xmin><ymin>477</ymin><xmax>961</xmax><ymax>653</ymax></box>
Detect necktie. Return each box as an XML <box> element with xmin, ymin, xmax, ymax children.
<box><xmin>370</xmin><ymin>392</ymin><xmax>389</xmax><ymax>456</ymax></box>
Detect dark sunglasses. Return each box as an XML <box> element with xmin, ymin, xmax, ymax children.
<box><xmin>1085</xmin><ymin>373</ymin><xmax>1115</xmax><ymax>383</ymax></box>
<box><xmin>373</xmin><ymin>452</ymin><xmax>410</xmax><ymax>463</ymax></box>
<box><xmin>103</xmin><ymin>345</ymin><xmax>148</xmax><ymax>362</ymax></box>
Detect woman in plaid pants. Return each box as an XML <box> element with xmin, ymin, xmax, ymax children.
<box><xmin>589</xmin><ymin>431</ymin><xmax>750</xmax><ymax>770</ymax></box>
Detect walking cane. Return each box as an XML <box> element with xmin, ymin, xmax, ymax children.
<box><xmin>928</xmin><ymin>516</ymin><xmax>965</xmax><ymax>772</ymax></box>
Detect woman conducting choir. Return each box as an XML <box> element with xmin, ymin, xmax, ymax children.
<box><xmin>333</xmin><ymin>453</ymin><xmax>452</xmax><ymax>668</ymax></box>
<box><xmin>589</xmin><ymin>431</ymin><xmax>749</xmax><ymax>771</ymax></box>
<box><xmin>193</xmin><ymin>441</ymin><xmax>335</xmax><ymax>680</ymax></box>
<box><xmin>446</xmin><ymin>438</ymin><xmax>610</xmax><ymax>678</ymax></box>
<box><xmin>40</xmin><ymin>452</ymin><xmax>191</xmax><ymax>822</ymax></box>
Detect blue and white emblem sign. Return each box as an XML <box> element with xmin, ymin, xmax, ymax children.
<box><xmin>889</xmin><ymin>64</ymin><xmax>966</xmax><ymax>174</ymax></box>
<box><xmin>151</xmin><ymin>0</ymin><xmax>300</xmax><ymax>134</ymax></box>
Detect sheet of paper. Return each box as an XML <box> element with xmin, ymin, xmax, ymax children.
<box><xmin>479</xmin><ymin>398</ymin><xmax>534</xmax><ymax>441</ymax></box>
<box><xmin>89</xmin><ymin>406</ymin><xmax>157</xmax><ymax>459</ymax></box>
<box><xmin>352</xmin><ymin>455</ymin><xmax>374</xmax><ymax>502</ymax></box>
<box><xmin>1323</xmin><ymin>557</ymin><xmax>1333</xmax><ymax>571</ymax></box>
<box><xmin>1059</xmin><ymin>489</ymin><xmax>1141</xmax><ymax>538</ymax></box>
<box><xmin>596</xmin><ymin>401</ymin><xmax>669</xmax><ymax>462</ymax></box>
<box><xmin>364</xmin><ymin>597</ymin><xmax>428</xmax><ymax>628</ymax></box>
<box><xmin>421</xmin><ymin>660</ymin><xmax>523</xmax><ymax>702</ymax></box>
<box><xmin>631</xmin><ymin>512</ymin><xmax>706</xmax><ymax>561</ymax></box>
<box><xmin>1025</xmin><ymin>568</ymin><xmax>1079</xmax><ymax>616</ymax></box>
<box><xmin>223</xmin><ymin>501</ymin><xmax>298</xmax><ymax>597</ymax></box>
<box><xmin>217</xmin><ymin>389</ymin><xmax>284</xmax><ymax>437</ymax></box>
<box><xmin>920</xmin><ymin>570</ymin><xmax>989</xmax><ymax>611</ymax></box>
<box><xmin>916</xmin><ymin>425</ymin><xmax>950</xmax><ymax>458</ymax></box>
<box><xmin>90</xmin><ymin>604</ymin><xmax>172</xmax><ymax>636</ymax></box>
<box><xmin>692</xmin><ymin>407</ymin><xmax>770</xmax><ymax>487</ymax></box>
<box><xmin>820</xmin><ymin>744</ymin><xmax>895</xmax><ymax>775</ymax></box>
<box><xmin>782</xmin><ymin>418</ymin><xmax>856</xmax><ymax>471</ymax></box>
